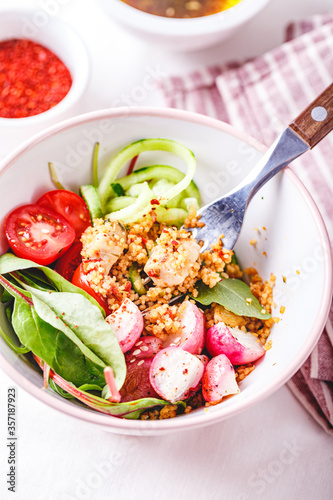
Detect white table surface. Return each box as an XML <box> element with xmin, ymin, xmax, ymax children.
<box><xmin>0</xmin><ymin>1</ymin><xmax>333</xmax><ymax>499</ymax></box>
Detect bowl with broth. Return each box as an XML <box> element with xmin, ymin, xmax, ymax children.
<box><xmin>120</xmin><ymin>0</ymin><xmax>242</xmax><ymax>18</ymax></box>
<box><xmin>98</xmin><ymin>0</ymin><xmax>272</xmax><ymax>50</ymax></box>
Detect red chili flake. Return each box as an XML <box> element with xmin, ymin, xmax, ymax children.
<box><xmin>183</xmin><ymin>369</ymin><xmax>188</xmax><ymax>375</ymax></box>
<box><xmin>124</xmin><ymin>281</ymin><xmax>132</xmax><ymax>292</ymax></box>
<box><xmin>150</xmin><ymin>199</ymin><xmax>160</xmax><ymax>205</ymax></box>
<box><xmin>0</xmin><ymin>39</ymin><xmax>72</xmax><ymax>118</ymax></box>
<box><xmin>171</xmin><ymin>240</ymin><xmax>179</xmax><ymax>246</ymax></box>
<box><xmin>148</xmin><ymin>270</ymin><xmax>159</xmax><ymax>278</ymax></box>
<box><xmin>141</xmin><ymin>236</ymin><xmax>147</xmax><ymax>244</ymax></box>
<box><xmin>166</xmin><ymin>307</ymin><xmax>175</xmax><ymax>320</ymax></box>
<box><xmin>159</xmin><ymin>367</ymin><xmax>166</xmax><ymax>371</ymax></box>
<box><xmin>110</xmin><ymin>283</ymin><xmax>123</xmax><ymax>302</ymax></box>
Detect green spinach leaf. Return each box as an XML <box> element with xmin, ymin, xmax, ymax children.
<box><xmin>0</xmin><ymin>254</ymin><xmax>105</xmax><ymax>316</ymax></box>
<box><xmin>22</xmin><ymin>286</ymin><xmax>126</xmax><ymax>389</ymax></box>
<box><xmin>11</xmin><ymin>294</ymin><xmax>107</xmax><ymax>387</ymax></box>
<box><xmin>0</xmin><ymin>274</ymin><xmax>125</xmax><ymax>389</ymax></box>
<box><xmin>0</xmin><ymin>323</ymin><xmax>30</xmax><ymax>354</ymax></box>
<box><xmin>193</xmin><ymin>278</ymin><xmax>271</xmax><ymax>320</ymax></box>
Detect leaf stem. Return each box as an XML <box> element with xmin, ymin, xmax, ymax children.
<box><xmin>0</xmin><ymin>275</ymin><xmax>33</xmax><ymax>306</ymax></box>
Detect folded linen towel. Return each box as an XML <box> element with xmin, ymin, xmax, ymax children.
<box><xmin>159</xmin><ymin>12</ymin><xmax>333</xmax><ymax>435</ymax></box>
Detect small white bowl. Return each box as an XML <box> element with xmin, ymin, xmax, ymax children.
<box><xmin>0</xmin><ymin>9</ymin><xmax>90</xmax><ymax>157</ymax></box>
<box><xmin>98</xmin><ymin>0</ymin><xmax>272</xmax><ymax>51</ymax></box>
<box><xmin>0</xmin><ymin>107</ymin><xmax>331</xmax><ymax>436</ymax></box>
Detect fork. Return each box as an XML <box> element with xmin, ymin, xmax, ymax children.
<box><xmin>189</xmin><ymin>83</ymin><xmax>333</xmax><ymax>250</ymax></box>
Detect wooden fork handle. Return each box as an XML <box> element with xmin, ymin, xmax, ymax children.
<box><xmin>289</xmin><ymin>82</ymin><xmax>333</xmax><ymax>148</ymax></box>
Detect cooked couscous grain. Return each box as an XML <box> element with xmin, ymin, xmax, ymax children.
<box><xmin>78</xmin><ymin>211</ymin><xmax>276</xmax><ymax>419</ymax></box>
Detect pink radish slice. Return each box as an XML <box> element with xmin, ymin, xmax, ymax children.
<box><xmin>106</xmin><ymin>298</ymin><xmax>143</xmax><ymax>353</ymax></box>
<box><xmin>163</xmin><ymin>302</ymin><xmax>205</xmax><ymax>355</ymax></box>
<box><xmin>206</xmin><ymin>322</ymin><xmax>266</xmax><ymax>365</ymax></box>
<box><xmin>120</xmin><ymin>356</ymin><xmax>159</xmax><ymax>402</ymax></box>
<box><xmin>129</xmin><ymin>336</ymin><xmax>163</xmax><ymax>360</ymax></box>
<box><xmin>149</xmin><ymin>346</ymin><xmax>204</xmax><ymax>403</ymax></box>
<box><xmin>202</xmin><ymin>354</ymin><xmax>240</xmax><ymax>402</ymax></box>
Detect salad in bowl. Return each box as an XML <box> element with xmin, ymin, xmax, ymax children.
<box><xmin>0</xmin><ymin>108</ymin><xmax>330</xmax><ymax>434</ymax></box>
<box><xmin>0</xmin><ymin>137</ymin><xmax>275</xmax><ymax>420</ymax></box>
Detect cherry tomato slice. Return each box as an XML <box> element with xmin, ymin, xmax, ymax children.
<box><xmin>55</xmin><ymin>241</ymin><xmax>83</xmax><ymax>282</ymax></box>
<box><xmin>37</xmin><ymin>190</ymin><xmax>91</xmax><ymax>239</ymax></box>
<box><xmin>72</xmin><ymin>263</ymin><xmax>111</xmax><ymax>315</ymax></box>
<box><xmin>5</xmin><ymin>204</ymin><xmax>76</xmax><ymax>265</ymax></box>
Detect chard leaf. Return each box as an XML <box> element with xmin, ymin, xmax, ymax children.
<box><xmin>116</xmin><ymin>399</ymin><xmax>186</xmax><ymax>420</ymax></box>
<box><xmin>49</xmin><ymin>380</ymin><xmax>75</xmax><ymax>399</ymax></box>
<box><xmin>78</xmin><ymin>384</ymin><xmax>104</xmax><ymax>392</ymax></box>
<box><xmin>0</xmin><ymin>285</ymin><xmax>12</xmax><ymax>303</ymax></box>
<box><xmin>21</xmin><ymin>285</ymin><xmax>126</xmax><ymax>389</ymax></box>
<box><xmin>0</xmin><ymin>324</ymin><xmax>30</xmax><ymax>354</ymax></box>
<box><xmin>36</xmin><ymin>355</ymin><xmax>186</xmax><ymax>419</ymax></box>
<box><xmin>12</xmin><ymin>296</ymin><xmax>106</xmax><ymax>387</ymax></box>
<box><xmin>0</xmin><ymin>254</ymin><xmax>105</xmax><ymax>316</ymax></box>
<box><xmin>0</xmin><ymin>275</ymin><xmax>110</xmax><ymax>387</ymax></box>
<box><xmin>193</xmin><ymin>279</ymin><xmax>271</xmax><ymax>320</ymax></box>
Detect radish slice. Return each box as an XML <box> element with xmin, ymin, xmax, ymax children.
<box><xmin>149</xmin><ymin>346</ymin><xmax>204</xmax><ymax>403</ymax></box>
<box><xmin>202</xmin><ymin>354</ymin><xmax>240</xmax><ymax>402</ymax></box>
<box><xmin>163</xmin><ymin>302</ymin><xmax>205</xmax><ymax>355</ymax></box>
<box><xmin>106</xmin><ymin>298</ymin><xmax>143</xmax><ymax>353</ymax></box>
<box><xmin>206</xmin><ymin>322</ymin><xmax>266</xmax><ymax>364</ymax></box>
<box><xmin>129</xmin><ymin>336</ymin><xmax>163</xmax><ymax>360</ymax></box>
<box><xmin>120</xmin><ymin>357</ymin><xmax>159</xmax><ymax>402</ymax></box>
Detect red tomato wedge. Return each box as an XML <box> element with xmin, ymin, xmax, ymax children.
<box><xmin>72</xmin><ymin>263</ymin><xmax>110</xmax><ymax>315</ymax></box>
<box><xmin>5</xmin><ymin>204</ymin><xmax>76</xmax><ymax>265</ymax></box>
<box><xmin>37</xmin><ymin>190</ymin><xmax>91</xmax><ymax>239</ymax></box>
<box><xmin>55</xmin><ymin>240</ymin><xmax>83</xmax><ymax>282</ymax></box>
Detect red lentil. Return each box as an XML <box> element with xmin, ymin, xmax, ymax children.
<box><xmin>0</xmin><ymin>39</ymin><xmax>72</xmax><ymax>119</ymax></box>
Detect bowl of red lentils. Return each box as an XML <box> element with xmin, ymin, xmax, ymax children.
<box><xmin>0</xmin><ymin>9</ymin><xmax>90</xmax><ymax>157</ymax></box>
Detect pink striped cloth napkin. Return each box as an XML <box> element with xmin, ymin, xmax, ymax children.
<box><xmin>159</xmin><ymin>12</ymin><xmax>333</xmax><ymax>434</ymax></box>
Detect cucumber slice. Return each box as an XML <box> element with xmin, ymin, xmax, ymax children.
<box><xmin>105</xmin><ymin>182</ymin><xmax>153</xmax><ymax>223</ymax></box>
<box><xmin>180</xmin><ymin>197</ymin><xmax>200</xmax><ymax>212</ymax></box>
<box><xmin>92</xmin><ymin>142</ymin><xmax>100</xmax><ymax>188</ymax></box>
<box><xmin>155</xmin><ymin>206</ymin><xmax>188</xmax><ymax>227</ymax></box>
<box><xmin>129</xmin><ymin>263</ymin><xmax>146</xmax><ymax>295</ymax></box>
<box><xmin>105</xmin><ymin>196</ymin><xmax>136</xmax><ymax>213</ymax></box>
<box><xmin>98</xmin><ymin>139</ymin><xmax>197</xmax><ymax>212</ymax></box>
<box><xmin>80</xmin><ymin>185</ymin><xmax>103</xmax><ymax>221</ymax></box>
<box><xmin>116</xmin><ymin>165</ymin><xmax>200</xmax><ymax>204</ymax></box>
<box><xmin>149</xmin><ymin>178</ymin><xmax>182</xmax><ymax>208</ymax></box>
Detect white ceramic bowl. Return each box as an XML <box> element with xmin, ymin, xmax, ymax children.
<box><xmin>0</xmin><ymin>107</ymin><xmax>331</xmax><ymax>436</ymax></box>
<box><xmin>0</xmin><ymin>9</ymin><xmax>90</xmax><ymax>157</ymax></box>
<box><xmin>98</xmin><ymin>0</ymin><xmax>272</xmax><ymax>51</ymax></box>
